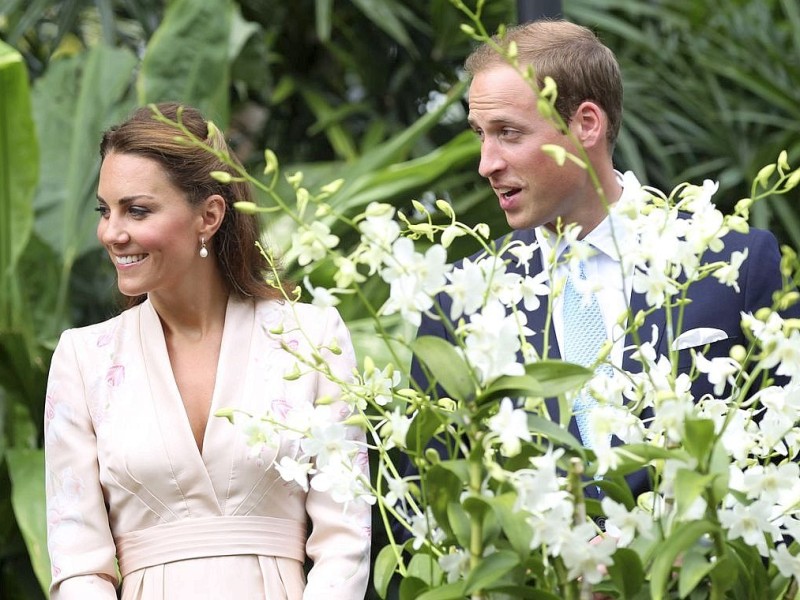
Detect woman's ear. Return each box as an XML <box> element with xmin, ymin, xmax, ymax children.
<box><xmin>569</xmin><ymin>100</ymin><xmax>606</xmax><ymax>149</ymax></box>
<box><xmin>198</xmin><ymin>194</ymin><xmax>226</xmax><ymax>239</ymax></box>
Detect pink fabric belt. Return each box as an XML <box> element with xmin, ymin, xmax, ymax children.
<box><xmin>116</xmin><ymin>515</ymin><xmax>307</xmax><ymax>577</ymax></box>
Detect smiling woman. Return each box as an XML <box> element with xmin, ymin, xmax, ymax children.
<box><xmin>42</xmin><ymin>103</ymin><xmax>372</xmax><ymax>600</ymax></box>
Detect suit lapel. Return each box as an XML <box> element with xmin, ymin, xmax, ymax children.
<box><xmin>504</xmin><ymin>232</ymin><xmax>572</xmax><ymax>435</ymax></box>
<box><xmin>622</xmin><ymin>289</ymin><xmax>667</xmax><ymax>373</ymax></box>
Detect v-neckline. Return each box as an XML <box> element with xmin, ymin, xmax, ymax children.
<box><xmin>139</xmin><ymin>297</ymin><xmax>256</xmax><ymax>508</ymax></box>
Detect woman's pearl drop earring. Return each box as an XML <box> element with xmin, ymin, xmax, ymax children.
<box><xmin>199</xmin><ymin>237</ymin><xmax>209</xmax><ymax>258</ymax></box>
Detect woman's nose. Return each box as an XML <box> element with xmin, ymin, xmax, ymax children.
<box><xmin>97</xmin><ymin>214</ymin><xmax>130</xmax><ymax>246</ymax></box>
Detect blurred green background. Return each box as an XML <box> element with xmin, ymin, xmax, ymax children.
<box><xmin>1</xmin><ymin>0</ymin><xmax>798</xmax><ymax>597</ymax></box>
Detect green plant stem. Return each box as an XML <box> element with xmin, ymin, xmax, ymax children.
<box><xmin>467</xmin><ymin>453</ymin><xmax>485</xmax><ymax>600</ymax></box>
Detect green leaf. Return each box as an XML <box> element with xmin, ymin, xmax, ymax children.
<box><xmin>0</xmin><ymin>41</ymin><xmax>37</xmax><ymax>318</ymax></box>
<box><xmin>594</xmin><ymin>474</ymin><xmax>636</xmax><ymax>509</ymax></box>
<box><xmin>137</xmin><ymin>0</ymin><xmax>233</xmax><ymax>126</ymax></box>
<box><xmin>463</xmin><ymin>494</ymin><xmax>501</xmax><ymax>545</ymax></box>
<box><xmin>411</xmin><ymin>335</ymin><xmax>475</xmax><ymax>402</ymax></box>
<box><xmin>426</xmin><ymin>461</ymin><xmax>468</xmax><ymax>538</ymax></box>
<box><xmin>650</xmin><ymin>520</ymin><xmax>717</xmax><ymax>600</ymax></box>
<box><xmin>407</xmin><ymin>553</ymin><xmax>443</xmax><ymax>587</ymax></box>
<box><xmin>524</xmin><ymin>360</ymin><xmax>594</xmax><ymax>396</ymax></box>
<box><xmin>488</xmin><ymin>587</ymin><xmax>563</xmax><ymax>600</ymax></box>
<box><xmin>6</xmin><ymin>448</ymin><xmax>49</xmax><ymax>595</ymax></box>
<box><xmin>373</xmin><ymin>544</ymin><xmax>400</xmax><ymax>599</ymax></box>
<box><xmin>350</xmin><ymin>0</ymin><xmax>415</xmax><ymax>52</ymax></box>
<box><xmin>607</xmin><ymin>547</ymin><xmax>644</xmax><ymax>598</ymax></box>
<box><xmin>464</xmin><ymin>549</ymin><xmax>519</xmax><ymax>594</ymax></box>
<box><xmin>526</xmin><ymin>414</ymin><xmax>584</xmax><ymax>451</ymax></box>
<box><xmin>447</xmin><ymin>501</ymin><xmax>471</xmax><ymax>549</ymax></box>
<box><xmin>490</xmin><ymin>494</ymin><xmax>534</xmax><ymax>558</ymax></box>
<box><xmin>674</xmin><ymin>468</ymin><xmax>713</xmax><ymax>521</ymax></box>
<box><xmin>415</xmin><ymin>581</ymin><xmax>467</xmax><ymax>600</ymax></box>
<box><xmin>677</xmin><ymin>549</ymin><xmax>715</xmax><ymax>598</ymax></box>
<box><xmin>682</xmin><ymin>417</ymin><xmax>716</xmax><ymax>461</ymax></box>
<box><xmin>31</xmin><ymin>44</ymin><xmax>137</xmax><ymax>332</ymax></box>
<box><xmin>405</xmin><ymin>406</ymin><xmax>444</xmax><ymax>455</ymax></box>
<box><xmin>399</xmin><ymin>576</ymin><xmax>427</xmax><ymax>600</ymax></box>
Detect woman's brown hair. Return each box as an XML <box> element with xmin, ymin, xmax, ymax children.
<box><xmin>99</xmin><ymin>102</ymin><xmax>282</xmax><ymax>308</ymax></box>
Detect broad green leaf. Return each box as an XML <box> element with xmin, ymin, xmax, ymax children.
<box><xmin>464</xmin><ymin>549</ymin><xmax>519</xmax><ymax>594</ymax></box>
<box><xmin>488</xmin><ymin>587</ymin><xmax>563</xmax><ymax>600</ymax></box>
<box><xmin>674</xmin><ymin>468</ymin><xmax>713</xmax><ymax>520</ymax></box>
<box><xmin>398</xmin><ymin>576</ymin><xmax>427</xmax><ymax>600</ymax></box>
<box><xmin>463</xmin><ymin>495</ymin><xmax>500</xmax><ymax>545</ymax></box>
<box><xmin>677</xmin><ymin>549</ymin><xmax>715</xmax><ymax>598</ymax></box>
<box><xmin>426</xmin><ymin>461</ymin><xmax>467</xmax><ymax>538</ymax></box>
<box><xmin>682</xmin><ymin>417</ymin><xmax>715</xmax><ymax>461</ymax></box>
<box><xmin>524</xmin><ymin>360</ymin><xmax>594</xmax><ymax>396</ymax></box>
<box><xmin>477</xmin><ymin>360</ymin><xmax>592</xmax><ymax>407</ymax></box>
<box><xmin>0</xmin><ymin>332</ymin><xmax>47</xmax><ymax>437</ymax></box>
<box><xmin>650</xmin><ymin>520</ymin><xmax>717</xmax><ymax>600</ymax></box>
<box><xmin>351</xmin><ymin>0</ymin><xmax>415</xmax><ymax>52</ymax></box>
<box><xmin>326</xmin><ymin>79</ymin><xmax>469</xmax><ymax>191</ymax></box>
<box><xmin>709</xmin><ymin>440</ymin><xmax>731</xmax><ymax>501</ymax></box>
<box><xmin>32</xmin><ymin>44</ymin><xmax>137</xmax><ymax>330</ymax></box>
<box><xmin>314</xmin><ymin>0</ymin><xmax>334</xmax><ymax>42</ymax></box>
<box><xmin>7</xmin><ymin>448</ymin><xmax>49</xmax><ymax>595</ymax></box>
<box><xmin>373</xmin><ymin>544</ymin><xmax>400</xmax><ymax>599</ymax></box>
<box><xmin>137</xmin><ymin>0</ymin><xmax>233</xmax><ymax>126</ymax></box>
<box><xmin>615</xmin><ymin>443</ymin><xmax>690</xmax><ymax>464</ymax></box>
<box><xmin>607</xmin><ymin>547</ymin><xmax>644</xmax><ymax>598</ymax></box>
<box><xmin>416</xmin><ymin>581</ymin><xmax>467</xmax><ymax>600</ymax></box>
<box><xmin>447</xmin><ymin>501</ymin><xmax>471</xmax><ymax>549</ymax></box>
<box><xmin>0</xmin><ymin>41</ymin><xmax>37</xmax><ymax>317</ymax></box>
<box><xmin>407</xmin><ymin>553</ymin><xmax>443</xmax><ymax>587</ymax></box>
<box><xmin>411</xmin><ymin>335</ymin><xmax>474</xmax><ymax>402</ymax></box>
<box><xmin>526</xmin><ymin>414</ymin><xmax>584</xmax><ymax>451</ymax></box>
<box><xmin>594</xmin><ymin>474</ymin><xmax>636</xmax><ymax>509</ymax></box>
<box><xmin>490</xmin><ymin>493</ymin><xmax>534</xmax><ymax>558</ymax></box>
<box><xmin>405</xmin><ymin>406</ymin><xmax>444</xmax><ymax>455</ymax></box>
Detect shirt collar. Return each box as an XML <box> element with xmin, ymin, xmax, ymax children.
<box><xmin>533</xmin><ymin>170</ymin><xmax>637</xmax><ymax>265</ymax></box>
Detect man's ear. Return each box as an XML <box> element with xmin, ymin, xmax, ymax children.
<box><xmin>198</xmin><ymin>194</ymin><xmax>226</xmax><ymax>239</ymax></box>
<box><xmin>569</xmin><ymin>101</ymin><xmax>606</xmax><ymax>149</ymax></box>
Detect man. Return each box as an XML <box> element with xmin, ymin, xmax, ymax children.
<box><xmin>411</xmin><ymin>20</ymin><xmax>795</xmax><ymax>495</ymax></box>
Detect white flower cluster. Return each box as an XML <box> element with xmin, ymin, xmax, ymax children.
<box><xmin>232</xmin><ymin>399</ymin><xmax>374</xmax><ymax>511</ymax></box>
<box><xmin>235</xmin><ymin>161</ymin><xmax>800</xmax><ymax>592</ymax></box>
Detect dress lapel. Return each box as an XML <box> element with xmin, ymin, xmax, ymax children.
<box><xmin>139</xmin><ymin>299</ymin><xmax>221</xmax><ymax>513</ymax></box>
<box><xmin>201</xmin><ymin>297</ymin><xmax>256</xmax><ymax>506</ymax></box>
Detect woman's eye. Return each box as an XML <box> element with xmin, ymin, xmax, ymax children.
<box><xmin>94</xmin><ymin>205</ymin><xmax>109</xmax><ymax>217</ymax></box>
<box><xmin>129</xmin><ymin>206</ymin><xmax>149</xmax><ymax>218</ymax></box>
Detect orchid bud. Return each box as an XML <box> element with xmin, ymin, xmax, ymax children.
<box><xmin>234</xmin><ymin>201</ymin><xmax>258</xmax><ymax>214</ymax></box>
<box><xmin>263</xmin><ymin>149</ymin><xmax>279</xmax><ymax>175</ymax></box>
<box><xmin>729</xmin><ymin>345</ymin><xmax>747</xmax><ymax>364</ymax></box>
<box><xmin>210</xmin><ymin>170</ymin><xmax>233</xmax><ymax>183</ymax></box>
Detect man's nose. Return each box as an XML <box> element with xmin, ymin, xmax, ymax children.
<box><xmin>478</xmin><ymin>139</ymin><xmax>505</xmax><ymax>178</ymax></box>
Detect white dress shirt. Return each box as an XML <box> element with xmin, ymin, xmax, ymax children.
<box><xmin>535</xmin><ymin>211</ymin><xmax>635</xmax><ymax>368</ymax></box>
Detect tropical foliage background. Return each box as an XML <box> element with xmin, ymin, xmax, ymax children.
<box><xmin>1</xmin><ymin>0</ymin><xmax>798</xmax><ymax>597</ymax></box>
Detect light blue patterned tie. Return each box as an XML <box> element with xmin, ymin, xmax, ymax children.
<box><xmin>563</xmin><ymin>259</ymin><xmax>609</xmax><ymax>448</ymax></box>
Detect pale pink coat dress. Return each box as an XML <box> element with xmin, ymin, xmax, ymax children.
<box><xmin>44</xmin><ymin>297</ymin><xmax>371</xmax><ymax>599</ymax></box>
